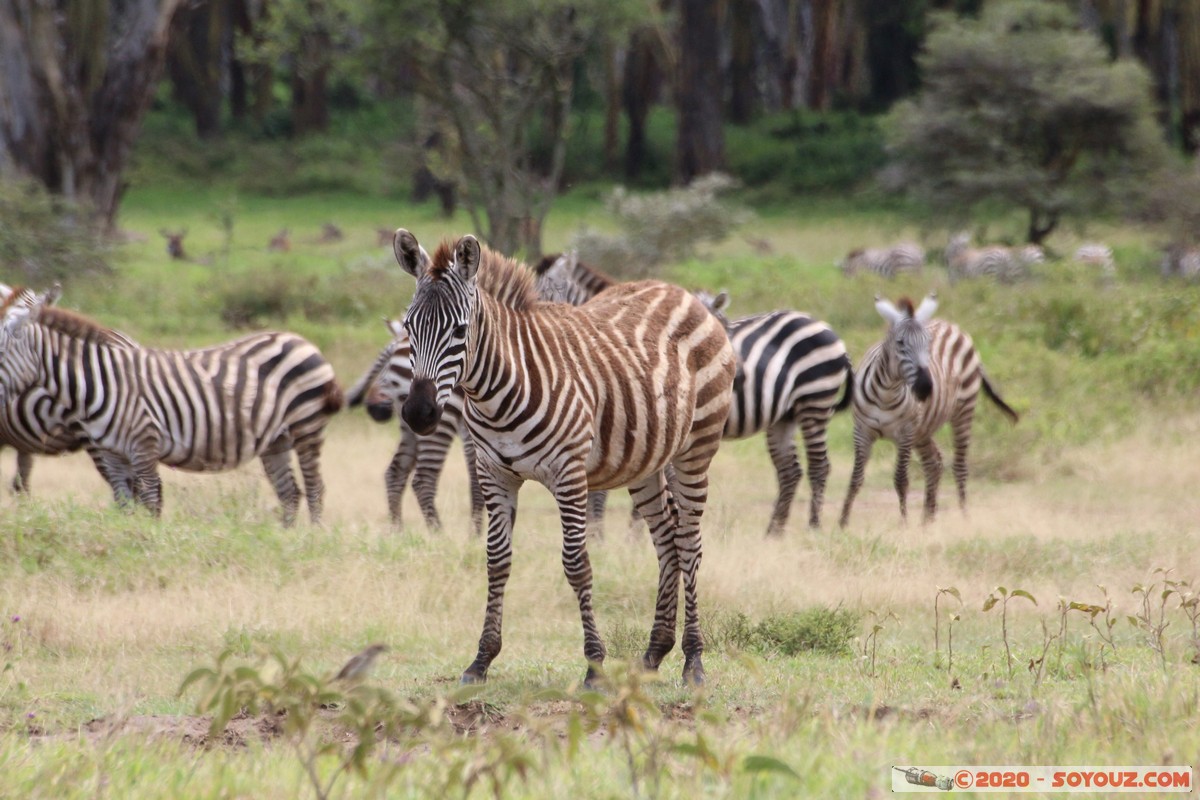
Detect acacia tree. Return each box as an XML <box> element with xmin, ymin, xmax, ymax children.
<box><xmin>0</xmin><ymin>0</ymin><xmax>182</xmax><ymax>230</ymax></box>
<box><xmin>884</xmin><ymin>0</ymin><xmax>1169</xmax><ymax>244</ymax></box>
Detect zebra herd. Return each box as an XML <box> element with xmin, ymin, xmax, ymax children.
<box><xmin>0</xmin><ymin>231</ymin><xmax>1021</xmax><ymax>685</ymax></box>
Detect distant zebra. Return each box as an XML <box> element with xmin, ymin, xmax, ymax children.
<box><xmin>1161</xmin><ymin>245</ymin><xmax>1200</xmax><ymax>280</ymax></box>
<box><xmin>394</xmin><ymin>229</ymin><xmax>736</xmax><ymax>686</ymax></box>
<box><xmin>0</xmin><ymin>292</ymin><xmax>343</xmax><ymax>525</ymax></box>
<box><xmin>0</xmin><ymin>285</ymin><xmax>136</xmax><ymax>500</ymax></box>
<box><xmin>839</xmin><ymin>243</ymin><xmax>925</xmax><ymax>278</ymax></box>
<box><xmin>540</xmin><ymin>259</ymin><xmax>855</xmax><ymax>533</ymax></box>
<box><xmin>839</xmin><ymin>293</ymin><xmax>1018</xmax><ymax>526</ymax></box>
<box><xmin>532</xmin><ymin>251</ymin><xmax>613</xmax><ymax>306</ymax></box>
<box><xmin>945</xmin><ymin>233</ymin><xmax>1039</xmax><ymax>283</ymax></box>
<box><xmin>346</xmin><ymin>319</ymin><xmax>485</xmax><ymax>534</ymax></box>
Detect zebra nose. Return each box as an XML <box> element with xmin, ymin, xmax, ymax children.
<box><xmin>912</xmin><ymin>368</ymin><xmax>933</xmax><ymax>402</ymax></box>
<box><xmin>366</xmin><ymin>401</ymin><xmax>394</xmax><ymax>423</ymax></box>
<box><xmin>402</xmin><ymin>378</ymin><xmax>442</xmax><ymax>435</ymax></box>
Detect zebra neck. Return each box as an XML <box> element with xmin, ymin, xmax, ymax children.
<box><xmin>458</xmin><ymin>293</ymin><xmax>524</xmax><ymax>411</ymax></box>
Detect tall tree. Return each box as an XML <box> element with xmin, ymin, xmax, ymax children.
<box><xmin>167</xmin><ymin>0</ymin><xmax>233</xmax><ymax>138</ymax></box>
<box><xmin>676</xmin><ymin>0</ymin><xmax>726</xmax><ymax>182</ymax></box>
<box><xmin>0</xmin><ymin>0</ymin><xmax>182</xmax><ymax>230</ymax></box>
<box><xmin>885</xmin><ymin>0</ymin><xmax>1170</xmax><ymax>244</ymax></box>
<box><xmin>622</xmin><ymin>25</ymin><xmax>664</xmax><ymax>180</ymax></box>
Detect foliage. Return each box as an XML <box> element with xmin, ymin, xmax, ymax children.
<box><xmin>570</xmin><ymin>174</ymin><xmax>749</xmax><ymax>277</ymax></box>
<box><xmin>0</xmin><ymin>178</ymin><xmax>111</xmax><ymax>284</ymax></box>
<box><xmin>884</xmin><ymin>0</ymin><xmax>1170</xmax><ymax>243</ymax></box>
<box><xmin>725</xmin><ymin>607</ymin><xmax>861</xmax><ymax>657</ymax></box>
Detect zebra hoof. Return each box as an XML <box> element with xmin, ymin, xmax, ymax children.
<box><xmin>460</xmin><ymin>667</ymin><xmax>488</xmax><ymax>685</ymax></box>
<box><xmin>682</xmin><ymin>658</ymin><xmax>706</xmax><ymax>687</ymax></box>
<box><xmin>583</xmin><ymin>664</ymin><xmax>604</xmax><ymax>690</ymax></box>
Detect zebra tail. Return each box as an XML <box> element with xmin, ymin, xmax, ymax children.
<box><xmin>322</xmin><ymin>380</ymin><xmax>346</xmax><ymax>415</ymax></box>
<box><xmin>834</xmin><ymin>358</ymin><xmax>855</xmax><ymax>413</ymax></box>
<box><xmin>981</xmin><ymin>372</ymin><xmax>1018</xmax><ymax>424</ymax></box>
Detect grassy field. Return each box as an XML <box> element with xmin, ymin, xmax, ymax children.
<box><xmin>2</xmin><ymin>151</ymin><xmax>1200</xmax><ymax>797</ymax></box>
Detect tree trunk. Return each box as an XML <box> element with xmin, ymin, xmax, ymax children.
<box><xmin>602</xmin><ymin>40</ymin><xmax>623</xmax><ymax>171</ymax></box>
<box><xmin>0</xmin><ymin>0</ymin><xmax>182</xmax><ymax>231</ymax></box>
<box><xmin>291</xmin><ymin>28</ymin><xmax>331</xmax><ymax>135</ymax></box>
<box><xmin>676</xmin><ymin>0</ymin><xmax>727</xmax><ymax>182</ymax></box>
<box><xmin>623</xmin><ymin>27</ymin><xmax>661</xmax><ymax>180</ymax></box>
<box><xmin>1027</xmin><ymin>208</ymin><xmax>1059</xmax><ymax>245</ymax></box>
<box><xmin>167</xmin><ymin>0</ymin><xmax>229</xmax><ymax>138</ymax></box>
<box><xmin>727</xmin><ymin>0</ymin><xmax>759</xmax><ymax>124</ymax></box>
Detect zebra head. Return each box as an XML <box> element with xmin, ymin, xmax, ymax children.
<box><xmin>0</xmin><ymin>286</ymin><xmax>56</xmax><ymax>396</ymax></box>
<box><xmin>692</xmin><ymin>289</ymin><xmax>732</xmax><ymax>333</ymax></box>
<box><xmin>875</xmin><ymin>292</ymin><xmax>938</xmax><ymax>402</ymax></box>
<box><xmin>394</xmin><ymin>229</ymin><xmax>477</xmax><ymax>436</ymax></box>
<box><xmin>362</xmin><ymin>319</ymin><xmax>409</xmax><ymax>423</ymax></box>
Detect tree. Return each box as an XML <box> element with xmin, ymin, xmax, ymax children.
<box><xmin>884</xmin><ymin>1</ymin><xmax>1170</xmax><ymax>244</ymax></box>
<box><xmin>675</xmin><ymin>0</ymin><xmax>725</xmax><ymax>182</ymax></box>
<box><xmin>0</xmin><ymin>0</ymin><xmax>182</xmax><ymax>231</ymax></box>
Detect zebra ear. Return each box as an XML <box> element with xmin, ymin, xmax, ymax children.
<box><xmin>874</xmin><ymin>295</ymin><xmax>904</xmax><ymax>324</ymax></box>
<box><xmin>914</xmin><ymin>292</ymin><xmax>938</xmax><ymax>322</ymax></box>
<box><xmin>454</xmin><ymin>235</ymin><xmax>482</xmax><ymax>281</ymax></box>
<box><xmin>44</xmin><ymin>282</ymin><xmax>62</xmax><ymax>308</ymax></box>
<box><xmin>393</xmin><ymin>229</ymin><xmax>430</xmax><ymax>278</ymax></box>
<box><xmin>711</xmin><ymin>290</ymin><xmax>731</xmax><ymax>313</ymax></box>
<box><xmin>386</xmin><ymin>318</ymin><xmax>404</xmax><ymax>338</ymax></box>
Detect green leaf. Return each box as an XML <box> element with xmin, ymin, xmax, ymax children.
<box><xmin>177</xmin><ymin>667</ymin><xmax>215</xmax><ymax>697</ymax></box>
<box><xmin>982</xmin><ymin>596</ymin><xmax>998</xmax><ymax>612</ymax></box>
<box><xmin>742</xmin><ymin>754</ymin><xmax>800</xmax><ymax>780</ymax></box>
<box><xmin>943</xmin><ymin>587</ymin><xmax>961</xmax><ymax>602</ymax></box>
<box><xmin>1011</xmin><ymin>589</ymin><xmax>1038</xmax><ymax>606</ymax></box>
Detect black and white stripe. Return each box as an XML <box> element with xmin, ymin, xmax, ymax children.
<box><xmin>839</xmin><ymin>293</ymin><xmax>1018</xmax><ymax>526</ymax></box>
<box><xmin>346</xmin><ymin>319</ymin><xmax>484</xmax><ymax>534</ymax></box>
<box><xmin>945</xmin><ymin>233</ymin><xmax>1040</xmax><ymax>283</ymax></box>
<box><xmin>394</xmin><ymin>230</ymin><xmax>736</xmax><ymax>687</ymax></box>
<box><xmin>839</xmin><ymin>243</ymin><xmax>925</xmax><ymax>278</ymax></box>
<box><xmin>0</xmin><ymin>292</ymin><xmax>343</xmax><ymax>525</ymax></box>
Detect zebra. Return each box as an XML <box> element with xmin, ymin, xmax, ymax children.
<box><xmin>0</xmin><ymin>291</ymin><xmax>344</xmax><ymax>525</ymax></box>
<box><xmin>1161</xmin><ymin>245</ymin><xmax>1200</xmax><ymax>280</ymax></box>
<box><xmin>537</xmin><ymin>259</ymin><xmax>855</xmax><ymax>534</ymax></box>
<box><xmin>0</xmin><ymin>285</ymin><xmax>138</xmax><ymax>501</ymax></box>
<box><xmin>945</xmin><ymin>233</ymin><xmax>1038</xmax><ymax>283</ymax></box>
<box><xmin>346</xmin><ymin>319</ymin><xmax>485</xmax><ymax>535</ymax></box>
<box><xmin>532</xmin><ymin>251</ymin><xmax>613</xmax><ymax>306</ymax></box>
<box><xmin>393</xmin><ymin>229</ymin><xmax>736</xmax><ymax>686</ymax></box>
<box><xmin>839</xmin><ymin>243</ymin><xmax>925</xmax><ymax>278</ymax></box>
<box><xmin>838</xmin><ymin>293</ymin><xmax>1019</xmax><ymax>527</ymax></box>
<box><xmin>1073</xmin><ymin>243</ymin><xmax>1116</xmax><ymax>279</ymax></box>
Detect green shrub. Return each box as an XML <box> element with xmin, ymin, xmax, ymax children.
<box><xmin>0</xmin><ymin>178</ymin><xmax>111</xmax><ymax>284</ymax></box>
<box><xmin>715</xmin><ymin>607</ymin><xmax>860</xmax><ymax>657</ymax></box>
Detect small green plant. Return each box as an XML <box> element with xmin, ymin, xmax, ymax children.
<box><xmin>1129</xmin><ymin>568</ymin><xmax>1175</xmax><ymax>670</ymax></box>
<box><xmin>983</xmin><ymin>586</ymin><xmax>1038</xmax><ymax>679</ymax></box>
<box><xmin>1169</xmin><ymin>577</ymin><xmax>1200</xmax><ymax>662</ymax></box>
<box><xmin>862</xmin><ymin>610</ymin><xmax>898</xmax><ymax>678</ymax></box>
<box><xmin>934</xmin><ymin>586</ymin><xmax>962</xmax><ymax>669</ymax></box>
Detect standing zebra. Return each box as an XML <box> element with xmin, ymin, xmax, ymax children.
<box><xmin>0</xmin><ymin>291</ymin><xmax>343</xmax><ymax>525</ymax></box>
<box><xmin>393</xmin><ymin>230</ymin><xmax>736</xmax><ymax>686</ymax></box>
<box><xmin>347</xmin><ymin>319</ymin><xmax>485</xmax><ymax>534</ymax></box>
<box><xmin>539</xmin><ymin>259</ymin><xmax>855</xmax><ymax>533</ymax></box>
<box><xmin>838</xmin><ymin>293</ymin><xmax>1018</xmax><ymax>526</ymax></box>
<box><xmin>839</xmin><ymin>243</ymin><xmax>926</xmax><ymax>278</ymax></box>
<box><xmin>945</xmin><ymin>233</ymin><xmax>1038</xmax><ymax>283</ymax></box>
<box><xmin>1074</xmin><ymin>243</ymin><xmax>1116</xmax><ymax>279</ymax></box>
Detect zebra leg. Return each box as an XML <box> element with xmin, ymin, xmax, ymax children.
<box><xmin>260</xmin><ymin>449</ymin><xmax>301</xmax><ymax>527</ymax></box>
<box><xmin>799</xmin><ymin>411</ymin><xmax>835</xmax><ymax>530</ymax></box>
<box><xmin>664</xmin><ymin>453</ymin><xmax>712</xmax><ymax>686</ymax></box>
<box><xmin>586</xmin><ymin>490</ymin><xmax>608</xmax><ymax>541</ymax></box>
<box><xmin>462</xmin><ymin>468</ymin><xmax>522</xmax><ymax>684</ymax></box>
<box><xmin>88</xmin><ymin>448</ymin><xmax>137</xmax><ymax>507</ymax></box>
<box><xmin>764</xmin><ymin>420</ymin><xmax>801</xmax><ymax>536</ymax></box>
<box><xmin>917</xmin><ymin>439</ymin><xmax>944</xmax><ymax>523</ymax></box>
<box><xmin>294</xmin><ymin>436</ymin><xmax>327</xmax><ymax>526</ymax></box>
<box><xmin>950</xmin><ymin>404</ymin><xmax>977</xmax><ymax>512</ymax></box>
<box><xmin>839</xmin><ymin>425</ymin><xmax>877</xmax><ymax>528</ymax></box>
<box><xmin>386</xmin><ymin>426</ymin><xmax>420</xmax><ymax>530</ymax></box>
<box><xmin>552</xmin><ymin>466</ymin><xmax>606</xmax><ymax>686</ymax></box>
<box><xmin>459</xmin><ymin>430</ymin><xmax>486</xmax><ymax>537</ymax></box>
<box><xmin>628</xmin><ymin>470</ymin><xmax>680</xmax><ymax>672</ymax></box>
<box><xmin>411</xmin><ymin>425</ymin><xmax>455</xmax><ymax>532</ymax></box>
<box><xmin>13</xmin><ymin>450</ymin><xmax>32</xmax><ymax>494</ymax></box>
<box><xmin>893</xmin><ymin>437</ymin><xmax>914</xmax><ymax>522</ymax></box>
<box><xmin>130</xmin><ymin>451</ymin><xmax>164</xmax><ymax>517</ymax></box>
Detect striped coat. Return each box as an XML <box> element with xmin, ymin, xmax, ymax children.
<box><xmin>839</xmin><ymin>294</ymin><xmax>1018</xmax><ymax>526</ymax></box>
<box><xmin>394</xmin><ymin>230</ymin><xmax>736</xmax><ymax>687</ymax></box>
<box><xmin>945</xmin><ymin>233</ymin><xmax>1039</xmax><ymax>283</ymax></box>
<box><xmin>346</xmin><ymin>319</ymin><xmax>484</xmax><ymax>534</ymax></box>
<box><xmin>0</xmin><ymin>294</ymin><xmax>343</xmax><ymax>525</ymax></box>
<box><xmin>839</xmin><ymin>243</ymin><xmax>925</xmax><ymax>278</ymax></box>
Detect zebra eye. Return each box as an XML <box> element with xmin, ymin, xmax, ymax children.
<box><xmin>453</xmin><ymin>324</ymin><xmax>468</xmax><ymax>339</ymax></box>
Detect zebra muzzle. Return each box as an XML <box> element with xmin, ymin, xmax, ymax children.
<box><xmin>402</xmin><ymin>378</ymin><xmax>442</xmax><ymax>435</ymax></box>
<box><xmin>912</xmin><ymin>367</ymin><xmax>933</xmax><ymax>402</ymax></box>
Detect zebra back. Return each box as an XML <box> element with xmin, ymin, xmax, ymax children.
<box><xmin>840</xmin><ymin>243</ymin><xmax>925</xmax><ymax>278</ymax></box>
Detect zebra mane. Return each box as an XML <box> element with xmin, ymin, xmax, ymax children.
<box><xmin>429</xmin><ymin>239</ymin><xmax>540</xmax><ymax>312</ymax></box>
<box><xmin>32</xmin><ymin>306</ymin><xmax>126</xmax><ymax>346</ymax></box>
<box><xmin>896</xmin><ymin>297</ymin><xmax>916</xmax><ymax>317</ymax></box>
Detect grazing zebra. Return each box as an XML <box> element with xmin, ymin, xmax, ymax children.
<box><xmin>0</xmin><ymin>285</ymin><xmax>137</xmax><ymax>500</ymax></box>
<box><xmin>945</xmin><ymin>233</ymin><xmax>1038</xmax><ymax>283</ymax></box>
<box><xmin>1074</xmin><ymin>243</ymin><xmax>1116</xmax><ymax>278</ymax></box>
<box><xmin>393</xmin><ymin>229</ymin><xmax>736</xmax><ymax>686</ymax></box>
<box><xmin>538</xmin><ymin>261</ymin><xmax>855</xmax><ymax>533</ymax></box>
<box><xmin>839</xmin><ymin>293</ymin><xmax>1018</xmax><ymax>526</ymax></box>
<box><xmin>839</xmin><ymin>243</ymin><xmax>926</xmax><ymax>278</ymax></box>
<box><xmin>1161</xmin><ymin>245</ymin><xmax>1200</xmax><ymax>280</ymax></box>
<box><xmin>0</xmin><ymin>291</ymin><xmax>343</xmax><ymax>525</ymax></box>
<box><xmin>346</xmin><ymin>319</ymin><xmax>485</xmax><ymax>535</ymax></box>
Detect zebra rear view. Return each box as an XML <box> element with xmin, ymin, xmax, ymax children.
<box><xmin>0</xmin><ymin>291</ymin><xmax>343</xmax><ymax>526</ymax></box>
<box><xmin>839</xmin><ymin>293</ymin><xmax>1018</xmax><ymax>526</ymax></box>
<box><xmin>394</xmin><ymin>229</ymin><xmax>736</xmax><ymax>687</ymax></box>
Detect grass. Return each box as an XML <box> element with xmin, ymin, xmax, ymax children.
<box><xmin>3</xmin><ymin>114</ymin><xmax>1200</xmax><ymax>795</ymax></box>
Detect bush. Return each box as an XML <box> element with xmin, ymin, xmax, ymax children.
<box><xmin>569</xmin><ymin>174</ymin><xmax>750</xmax><ymax>277</ymax></box>
<box><xmin>0</xmin><ymin>178</ymin><xmax>111</xmax><ymax>285</ymax></box>
<box><xmin>720</xmin><ymin>607</ymin><xmax>860</xmax><ymax>657</ymax></box>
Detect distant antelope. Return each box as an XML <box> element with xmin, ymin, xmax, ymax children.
<box><xmin>377</xmin><ymin>228</ymin><xmax>395</xmax><ymax>247</ymax></box>
<box><xmin>839</xmin><ymin>243</ymin><xmax>925</xmax><ymax>278</ymax></box>
<box><xmin>318</xmin><ymin>223</ymin><xmax>343</xmax><ymax>244</ymax></box>
<box><xmin>268</xmin><ymin>228</ymin><xmax>291</xmax><ymax>253</ymax></box>
<box><xmin>159</xmin><ymin>228</ymin><xmax>188</xmax><ymax>260</ymax></box>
